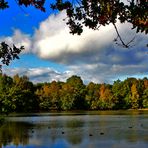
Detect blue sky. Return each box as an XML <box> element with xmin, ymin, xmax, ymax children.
<box><xmin>1</xmin><ymin>0</ymin><xmax>148</xmax><ymax>84</ymax></box>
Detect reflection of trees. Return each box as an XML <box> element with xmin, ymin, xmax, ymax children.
<box><xmin>66</xmin><ymin>133</ymin><xmax>83</xmax><ymax>145</ymax></box>
<box><xmin>0</xmin><ymin>122</ymin><xmax>32</xmax><ymax>147</ymax></box>
<box><xmin>45</xmin><ymin>118</ymin><xmax>84</xmax><ymax>145</ymax></box>
<box><xmin>66</xmin><ymin>119</ymin><xmax>84</xmax><ymax>128</ymax></box>
<box><xmin>65</xmin><ymin>120</ymin><xmax>84</xmax><ymax>145</ymax></box>
<box><xmin>124</xmin><ymin>115</ymin><xmax>148</xmax><ymax>143</ymax></box>
<box><xmin>97</xmin><ymin>113</ymin><xmax>148</xmax><ymax>143</ymax></box>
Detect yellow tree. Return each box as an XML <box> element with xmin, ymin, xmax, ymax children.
<box><xmin>48</xmin><ymin>81</ymin><xmax>61</xmax><ymax>110</ymax></box>
<box><xmin>35</xmin><ymin>84</ymin><xmax>51</xmax><ymax>110</ymax></box>
<box><xmin>98</xmin><ymin>84</ymin><xmax>114</xmax><ymax>110</ymax></box>
<box><xmin>131</xmin><ymin>83</ymin><xmax>140</xmax><ymax>109</ymax></box>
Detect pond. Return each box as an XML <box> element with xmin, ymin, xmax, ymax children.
<box><xmin>0</xmin><ymin>110</ymin><xmax>148</xmax><ymax>148</ymax></box>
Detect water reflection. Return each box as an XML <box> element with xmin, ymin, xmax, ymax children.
<box><xmin>0</xmin><ymin>122</ymin><xmax>32</xmax><ymax>147</ymax></box>
<box><xmin>0</xmin><ymin>111</ymin><xmax>147</xmax><ymax>148</ymax></box>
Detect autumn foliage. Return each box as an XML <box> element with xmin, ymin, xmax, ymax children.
<box><xmin>0</xmin><ymin>74</ymin><xmax>148</xmax><ymax>114</ymax></box>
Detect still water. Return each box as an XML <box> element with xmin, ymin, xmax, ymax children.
<box><xmin>0</xmin><ymin>110</ymin><xmax>148</xmax><ymax>148</ymax></box>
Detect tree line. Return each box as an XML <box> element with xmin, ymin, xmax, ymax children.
<box><xmin>0</xmin><ymin>74</ymin><xmax>148</xmax><ymax>114</ymax></box>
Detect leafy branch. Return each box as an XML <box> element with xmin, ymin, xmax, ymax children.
<box><xmin>0</xmin><ymin>42</ymin><xmax>24</xmax><ymax>71</ymax></box>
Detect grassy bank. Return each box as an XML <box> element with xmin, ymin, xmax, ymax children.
<box><xmin>138</xmin><ymin>108</ymin><xmax>148</xmax><ymax>110</ymax></box>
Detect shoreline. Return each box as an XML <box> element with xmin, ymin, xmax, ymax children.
<box><xmin>128</xmin><ymin>108</ymin><xmax>148</xmax><ymax>111</ymax></box>
<box><xmin>3</xmin><ymin>109</ymin><xmax>148</xmax><ymax>117</ymax></box>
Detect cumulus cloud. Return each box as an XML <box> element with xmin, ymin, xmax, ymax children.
<box><xmin>1</xmin><ymin>11</ymin><xmax>148</xmax><ymax>83</ymax></box>
<box><xmin>32</xmin><ymin>11</ymin><xmax>117</xmax><ymax>63</ymax></box>
<box><xmin>3</xmin><ymin>67</ymin><xmax>75</xmax><ymax>83</ymax></box>
<box><xmin>31</xmin><ymin>11</ymin><xmax>148</xmax><ymax>65</ymax></box>
<box><xmin>0</xmin><ymin>29</ymin><xmax>31</xmax><ymax>53</ymax></box>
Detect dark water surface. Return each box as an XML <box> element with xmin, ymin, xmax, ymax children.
<box><xmin>0</xmin><ymin>110</ymin><xmax>148</xmax><ymax>148</ymax></box>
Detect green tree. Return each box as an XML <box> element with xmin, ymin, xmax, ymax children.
<box><xmin>85</xmin><ymin>82</ymin><xmax>100</xmax><ymax>110</ymax></box>
<box><xmin>60</xmin><ymin>82</ymin><xmax>75</xmax><ymax>110</ymax></box>
<box><xmin>141</xmin><ymin>78</ymin><xmax>148</xmax><ymax>109</ymax></box>
<box><xmin>120</xmin><ymin>78</ymin><xmax>138</xmax><ymax>109</ymax></box>
<box><xmin>112</xmin><ymin>79</ymin><xmax>125</xmax><ymax>109</ymax></box>
<box><xmin>0</xmin><ymin>74</ymin><xmax>14</xmax><ymax>114</ymax></box>
<box><xmin>142</xmin><ymin>88</ymin><xmax>148</xmax><ymax>108</ymax></box>
<box><xmin>0</xmin><ymin>74</ymin><xmax>13</xmax><ymax>92</ymax></box>
<box><xmin>60</xmin><ymin>75</ymin><xmax>86</xmax><ymax>110</ymax></box>
<box><xmin>66</xmin><ymin>75</ymin><xmax>86</xmax><ymax>109</ymax></box>
<box><xmin>10</xmin><ymin>75</ymin><xmax>38</xmax><ymax>112</ymax></box>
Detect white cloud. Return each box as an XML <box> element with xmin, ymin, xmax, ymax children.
<box><xmin>3</xmin><ymin>67</ymin><xmax>75</xmax><ymax>83</ymax></box>
<box><xmin>32</xmin><ymin>11</ymin><xmax>117</xmax><ymax>61</ymax></box>
<box><xmin>0</xmin><ymin>30</ymin><xmax>31</xmax><ymax>53</ymax></box>
<box><xmin>1</xmin><ymin>11</ymin><xmax>148</xmax><ymax>84</ymax></box>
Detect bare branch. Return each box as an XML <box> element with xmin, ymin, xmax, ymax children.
<box><xmin>126</xmin><ymin>35</ymin><xmax>136</xmax><ymax>46</ymax></box>
<box><xmin>113</xmin><ymin>23</ymin><xmax>129</xmax><ymax>48</ymax></box>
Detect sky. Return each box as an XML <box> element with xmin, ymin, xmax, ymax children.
<box><xmin>0</xmin><ymin>0</ymin><xmax>148</xmax><ymax>84</ymax></box>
